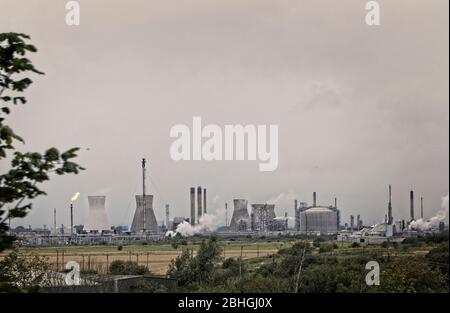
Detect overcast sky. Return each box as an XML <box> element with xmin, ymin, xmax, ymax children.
<box><xmin>1</xmin><ymin>0</ymin><xmax>448</xmax><ymax>228</ymax></box>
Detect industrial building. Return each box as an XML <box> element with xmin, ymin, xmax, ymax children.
<box><xmin>250</xmin><ymin>204</ymin><xmax>276</xmax><ymax>232</ymax></box>
<box><xmin>297</xmin><ymin>192</ymin><xmax>340</xmax><ymax>235</ymax></box>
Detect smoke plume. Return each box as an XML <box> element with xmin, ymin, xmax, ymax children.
<box><xmin>166</xmin><ymin>213</ymin><xmax>221</xmax><ymax>237</ymax></box>
<box><xmin>409</xmin><ymin>193</ymin><xmax>449</xmax><ymax>231</ymax></box>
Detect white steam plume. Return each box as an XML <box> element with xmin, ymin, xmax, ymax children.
<box><xmin>266</xmin><ymin>191</ymin><xmax>297</xmax><ymax>207</ymax></box>
<box><xmin>166</xmin><ymin>195</ymin><xmax>227</xmax><ymax>237</ymax></box>
<box><xmin>409</xmin><ymin>193</ymin><xmax>449</xmax><ymax>231</ymax></box>
<box><xmin>166</xmin><ymin>213</ymin><xmax>220</xmax><ymax>237</ymax></box>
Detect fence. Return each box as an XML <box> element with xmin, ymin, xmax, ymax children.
<box><xmin>0</xmin><ymin>245</ymin><xmax>278</xmax><ymax>275</ymax></box>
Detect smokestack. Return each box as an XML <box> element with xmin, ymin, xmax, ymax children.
<box><xmin>334</xmin><ymin>198</ymin><xmax>337</xmax><ymax>209</ymax></box>
<box><xmin>203</xmin><ymin>188</ymin><xmax>207</xmax><ymax>214</ymax></box>
<box><xmin>197</xmin><ymin>186</ymin><xmax>202</xmax><ymax>222</ymax></box>
<box><xmin>357</xmin><ymin>214</ymin><xmax>360</xmax><ymax>230</ymax></box>
<box><xmin>54</xmin><ymin>208</ymin><xmax>57</xmax><ymax>235</ymax></box>
<box><xmin>410</xmin><ymin>190</ymin><xmax>415</xmax><ymax>221</ymax></box>
<box><xmin>142</xmin><ymin>158</ymin><xmax>147</xmax><ymax>233</ymax></box>
<box><xmin>165</xmin><ymin>204</ymin><xmax>170</xmax><ymax>228</ymax></box>
<box><xmin>421</xmin><ymin>197</ymin><xmax>424</xmax><ymax>219</ymax></box>
<box><xmin>70</xmin><ymin>203</ymin><xmax>73</xmax><ymax>236</ymax></box>
<box><xmin>190</xmin><ymin>188</ymin><xmax>195</xmax><ymax>225</ymax></box>
<box><xmin>313</xmin><ymin>192</ymin><xmax>317</xmax><ymax>207</ymax></box>
<box><xmin>225</xmin><ymin>202</ymin><xmax>228</xmax><ymax>227</ymax></box>
<box><xmin>388</xmin><ymin>184</ymin><xmax>393</xmax><ymax>225</ymax></box>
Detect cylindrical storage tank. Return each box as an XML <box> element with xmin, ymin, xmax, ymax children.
<box><xmin>299</xmin><ymin>207</ymin><xmax>338</xmax><ymax>235</ymax></box>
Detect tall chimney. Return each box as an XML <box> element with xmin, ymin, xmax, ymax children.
<box><xmin>197</xmin><ymin>186</ymin><xmax>202</xmax><ymax>222</ymax></box>
<box><xmin>421</xmin><ymin>197</ymin><xmax>424</xmax><ymax>219</ymax></box>
<box><xmin>203</xmin><ymin>188</ymin><xmax>207</xmax><ymax>214</ymax></box>
<box><xmin>165</xmin><ymin>204</ymin><xmax>170</xmax><ymax>229</ymax></box>
<box><xmin>388</xmin><ymin>184</ymin><xmax>393</xmax><ymax>225</ymax></box>
<box><xmin>313</xmin><ymin>192</ymin><xmax>317</xmax><ymax>207</ymax></box>
<box><xmin>334</xmin><ymin>197</ymin><xmax>337</xmax><ymax>209</ymax></box>
<box><xmin>54</xmin><ymin>208</ymin><xmax>57</xmax><ymax>235</ymax></box>
<box><xmin>225</xmin><ymin>202</ymin><xmax>228</xmax><ymax>227</ymax></box>
<box><xmin>142</xmin><ymin>158</ymin><xmax>147</xmax><ymax>233</ymax></box>
<box><xmin>190</xmin><ymin>188</ymin><xmax>195</xmax><ymax>225</ymax></box>
<box><xmin>70</xmin><ymin>203</ymin><xmax>73</xmax><ymax>236</ymax></box>
<box><xmin>410</xmin><ymin>190</ymin><xmax>415</xmax><ymax>221</ymax></box>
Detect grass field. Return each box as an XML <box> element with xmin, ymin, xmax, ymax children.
<box><xmin>0</xmin><ymin>242</ymin><xmax>288</xmax><ymax>275</ymax></box>
<box><xmin>0</xmin><ymin>240</ymin><xmax>434</xmax><ymax>275</ymax></box>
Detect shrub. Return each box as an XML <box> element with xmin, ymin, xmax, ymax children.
<box><xmin>319</xmin><ymin>243</ymin><xmax>334</xmax><ymax>253</ymax></box>
<box><xmin>109</xmin><ymin>260</ymin><xmax>149</xmax><ymax>275</ymax></box>
<box><xmin>351</xmin><ymin>242</ymin><xmax>360</xmax><ymax>248</ymax></box>
<box><xmin>117</xmin><ymin>245</ymin><xmax>123</xmax><ymax>251</ymax></box>
<box><xmin>313</xmin><ymin>237</ymin><xmax>327</xmax><ymax>248</ymax></box>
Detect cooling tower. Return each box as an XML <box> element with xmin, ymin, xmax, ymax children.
<box><xmin>251</xmin><ymin>204</ymin><xmax>276</xmax><ymax>232</ymax></box>
<box><xmin>85</xmin><ymin>196</ymin><xmax>110</xmax><ymax>232</ymax></box>
<box><xmin>229</xmin><ymin>199</ymin><xmax>250</xmax><ymax>232</ymax></box>
<box><xmin>131</xmin><ymin>195</ymin><xmax>158</xmax><ymax>233</ymax></box>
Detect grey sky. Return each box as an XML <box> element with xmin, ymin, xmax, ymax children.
<box><xmin>1</xmin><ymin>0</ymin><xmax>448</xmax><ymax>228</ymax></box>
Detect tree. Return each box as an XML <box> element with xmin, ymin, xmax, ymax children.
<box><xmin>374</xmin><ymin>258</ymin><xmax>448</xmax><ymax>293</ymax></box>
<box><xmin>425</xmin><ymin>244</ymin><xmax>449</xmax><ymax>275</ymax></box>
<box><xmin>0</xmin><ymin>32</ymin><xmax>84</xmax><ymax>252</ymax></box>
<box><xmin>167</xmin><ymin>235</ymin><xmax>222</xmax><ymax>288</ymax></box>
<box><xmin>0</xmin><ymin>250</ymin><xmax>51</xmax><ymax>292</ymax></box>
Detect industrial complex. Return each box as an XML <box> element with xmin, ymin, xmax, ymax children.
<box><xmin>8</xmin><ymin>159</ymin><xmax>448</xmax><ymax>247</ymax></box>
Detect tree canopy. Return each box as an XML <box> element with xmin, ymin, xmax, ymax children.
<box><xmin>0</xmin><ymin>32</ymin><xmax>84</xmax><ymax>252</ymax></box>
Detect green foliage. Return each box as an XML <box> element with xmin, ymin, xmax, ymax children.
<box><xmin>165</xmin><ymin>238</ymin><xmax>448</xmax><ymax>293</ymax></box>
<box><xmin>374</xmin><ymin>258</ymin><xmax>448</xmax><ymax>293</ymax></box>
<box><xmin>132</xmin><ymin>281</ymin><xmax>169</xmax><ymax>293</ymax></box>
<box><xmin>108</xmin><ymin>260</ymin><xmax>149</xmax><ymax>275</ymax></box>
<box><xmin>0</xmin><ymin>32</ymin><xmax>84</xmax><ymax>252</ymax></box>
<box><xmin>312</xmin><ymin>237</ymin><xmax>327</xmax><ymax>248</ymax></box>
<box><xmin>425</xmin><ymin>243</ymin><xmax>449</xmax><ymax>274</ymax></box>
<box><xmin>351</xmin><ymin>242</ymin><xmax>360</xmax><ymax>248</ymax></box>
<box><xmin>167</xmin><ymin>235</ymin><xmax>222</xmax><ymax>288</ymax></box>
<box><xmin>319</xmin><ymin>243</ymin><xmax>334</xmax><ymax>253</ymax></box>
<box><xmin>299</xmin><ymin>259</ymin><xmax>366</xmax><ymax>293</ymax></box>
<box><xmin>0</xmin><ymin>250</ymin><xmax>50</xmax><ymax>292</ymax></box>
